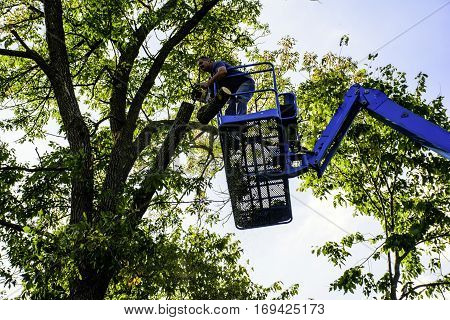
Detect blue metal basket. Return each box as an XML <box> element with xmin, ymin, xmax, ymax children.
<box><xmin>216</xmin><ymin>62</ymin><xmax>298</xmax><ymax>229</ymax></box>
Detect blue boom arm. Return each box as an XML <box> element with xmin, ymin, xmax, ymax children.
<box><xmin>214</xmin><ymin>69</ymin><xmax>449</xmax><ymax>229</ymax></box>
<box><xmin>298</xmin><ymin>84</ymin><xmax>450</xmax><ymax>177</ymax></box>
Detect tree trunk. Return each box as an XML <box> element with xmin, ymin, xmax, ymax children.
<box><xmin>44</xmin><ymin>0</ymin><xmax>94</xmax><ymax>223</ymax></box>
<box><xmin>390</xmin><ymin>252</ymin><xmax>401</xmax><ymax>300</ymax></box>
<box><xmin>69</xmin><ymin>262</ymin><xmax>114</xmax><ymax>299</ymax></box>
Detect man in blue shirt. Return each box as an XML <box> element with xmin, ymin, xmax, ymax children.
<box><xmin>198</xmin><ymin>56</ymin><xmax>255</xmax><ymax>115</ymax></box>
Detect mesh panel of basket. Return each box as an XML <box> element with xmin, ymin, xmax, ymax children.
<box><xmin>220</xmin><ymin>117</ymin><xmax>292</xmax><ymax>229</ymax></box>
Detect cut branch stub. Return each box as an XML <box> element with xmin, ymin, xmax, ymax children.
<box><xmin>196</xmin><ymin>87</ymin><xmax>232</xmax><ymax>124</ymax></box>
<box><xmin>155</xmin><ymin>102</ymin><xmax>195</xmax><ymax>171</ymax></box>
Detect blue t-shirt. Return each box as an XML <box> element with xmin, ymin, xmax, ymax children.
<box><xmin>211</xmin><ymin>61</ymin><xmax>253</xmax><ymax>93</ymax></box>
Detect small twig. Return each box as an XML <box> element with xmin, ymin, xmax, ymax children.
<box><xmin>44</xmin><ymin>132</ymin><xmax>66</xmax><ymax>139</ymax></box>
<box><xmin>34</xmin><ymin>147</ymin><xmax>43</xmax><ymax>165</ymax></box>
<box><xmin>89</xmin><ymin>115</ymin><xmax>113</xmax><ymax>136</ymax></box>
<box><xmin>400</xmin><ymin>281</ymin><xmax>450</xmax><ymax>300</ymax></box>
<box><xmin>357</xmin><ymin>240</ymin><xmax>386</xmax><ymax>267</ymax></box>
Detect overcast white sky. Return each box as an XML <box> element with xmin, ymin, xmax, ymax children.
<box><xmin>209</xmin><ymin>0</ymin><xmax>450</xmax><ymax>299</ymax></box>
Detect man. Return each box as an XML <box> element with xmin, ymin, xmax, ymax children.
<box><xmin>197</xmin><ymin>56</ymin><xmax>255</xmax><ymax>115</ymax></box>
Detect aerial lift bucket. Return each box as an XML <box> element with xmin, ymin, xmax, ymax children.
<box><xmin>219</xmin><ymin>110</ymin><xmax>292</xmax><ymax>229</ymax></box>
<box><xmin>215</xmin><ymin>63</ymin><xmax>299</xmax><ymax>229</ymax></box>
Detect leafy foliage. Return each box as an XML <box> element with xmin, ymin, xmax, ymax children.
<box><xmin>298</xmin><ymin>50</ymin><xmax>450</xmax><ymax>299</ymax></box>
<box><xmin>245</xmin><ymin>36</ymin><xmax>300</xmax><ymax>113</ymax></box>
<box><xmin>0</xmin><ymin>0</ymin><xmax>298</xmax><ymax>299</ymax></box>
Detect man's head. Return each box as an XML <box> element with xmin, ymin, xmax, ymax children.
<box><xmin>198</xmin><ymin>56</ymin><xmax>213</xmax><ymax>72</ymax></box>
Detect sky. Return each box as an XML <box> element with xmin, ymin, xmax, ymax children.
<box><xmin>2</xmin><ymin>0</ymin><xmax>450</xmax><ymax>299</ymax></box>
<box><xmin>208</xmin><ymin>0</ymin><xmax>450</xmax><ymax>299</ymax></box>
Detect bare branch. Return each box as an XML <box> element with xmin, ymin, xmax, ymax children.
<box><xmin>358</xmin><ymin>240</ymin><xmax>386</xmax><ymax>267</ymax></box>
<box><xmin>0</xmin><ymin>30</ymin><xmax>53</xmax><ymax>77</ymax></box>
<box><xmin>0</xmin><ymin>219</ymin><xmax>24</xmax><ymax>233</ymax></box>
<box><xmin>400</xmin><ymin>281</ymin><xmax>450</xmax><ymax>300</ymax></box>
<box><xmin>0</xmin><ymin>166</ymin><xmax>68</xmax><ymax>172</ymax></box>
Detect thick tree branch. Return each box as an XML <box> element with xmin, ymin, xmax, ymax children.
<box><xmin>133</xmin><ymin>120</ymin><xmax>218</xmax><ymax>155</ymax></box>
<box><xmin>196</xmin><ymin>87</ymin><xmax>232</xmax><ymax>124</ymax></box>
<box><xmin>0</xmin><ymin>48</ymin><xmax>32</xmax><ymax>59</ymax></box>
<box><xmin>0</xmin><ymin>30</ymin><xmax>53</xmax><ymax>78</ymax></box>
<box><xmin>43</xmin><ymin>0</ymin><xmax>94</xmax><ymax>224</ymax></box>
<box><xmin>98</xmin><ymin>103</ymin><xmax>194</xmax><ymax>225</ymax></box>
<box><xmin>98</xmin><ymin>0</ymin><xmax>219</xmax><ymax>222</ymax></box>
<box><xmin>126</xmin><ymin>0</ymin><xmax>221</xmax><ymax>139</ymax></box>
<box><xmin>0</xmin><ymin>219</ymin><xmax>24</xmax><ymax>233</ymax></box>
<box><xmin>11</xmin><ymin>30</ymin><xmax>31</xmax><ymax>50</ymax></box>
<box><xmin>43</xmin><ymin>1</ymin><xmax>75</xmax><ymax>92</ymax></box>
<box><xmin>109</xmin><ymin>0</ymin><xmax>178</xmax><ymax>137</ymax></box>
<box><xmin>130</xmin><ymin>102</ymin><xmax>195</xmax><ymax>223</ymax></box>
<box><xmin>10</xmin><ymin>31</ymin><xmax>42</xmax><ymax>65</ymax></box>
<box><xmin>391</xmin><ymin>251</ymin><xmax>401</xmax><ymax>299</ymax></box>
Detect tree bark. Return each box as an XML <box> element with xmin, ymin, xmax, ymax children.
<box><xmin>69</xmin><ymin>263</ymin><xmax>114</xmax><ymax>299</ymax></box>
<box><xmin>390</xmin><ymin>252</ymin><xmax>401</xmax><ymax>300</ymax></box>
<box><xmin>43</xmin><ymin>0</ymin><xmax>94</xmax><ymax>224</ymax></box>
<box><xmin>70</xmin><ymin>102</ymin><xmax>195</xmax><ymax>299</ymax></box>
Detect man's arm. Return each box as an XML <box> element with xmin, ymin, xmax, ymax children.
<box><xmin>200</xmin><ymin>66</ymin><xmax>227</xmax><ymax>88</ymax></box>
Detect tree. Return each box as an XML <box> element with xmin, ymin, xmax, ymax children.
<box><xmin>297</xmin><ymin>49</ymin><xmax>450</xmax><ymax>299</ymax></box>
<box><xmin>0</xmin><ymin>0</ymin><xmax>300</xmax><ymax>299</ymax></box>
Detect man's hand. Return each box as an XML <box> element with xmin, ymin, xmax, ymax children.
<box><xmin>199</xmin><ymin>66</ymin><xmax>227</xmax><ymax>89</ymax></box>
<box><xmin>199</xmin><ymin>81</ymin><xmax>210</xmax><ymax>89</ymax></box>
